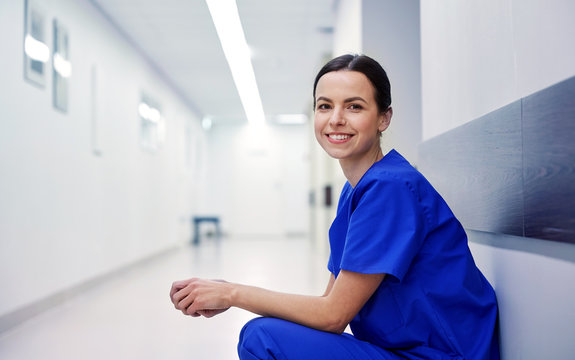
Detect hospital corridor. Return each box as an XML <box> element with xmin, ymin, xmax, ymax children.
<box><xmin>0</xmin><ymin>236</ymin><xmax>328</xmax><ymax>359</ymax></box>
<box><xmin>2</xmin><ymin>0</ymin><xmax>575</xmax><ymax>359</ymax></box>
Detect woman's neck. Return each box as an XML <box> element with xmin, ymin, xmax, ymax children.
<box><xmin>340</xmin><ymin>147</ymin><xmax>384</xmax><ymax>188</ymax></box>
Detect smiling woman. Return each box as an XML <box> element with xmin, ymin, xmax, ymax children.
<box><xmin>170</xmin><ymin>54</ymin><xmax>500</xmax><ymax>360</ymax></box>
<box><xmin>313</xmin><ymin>69</ymin><xmax>391</xmax><ymax>187</ymax></box>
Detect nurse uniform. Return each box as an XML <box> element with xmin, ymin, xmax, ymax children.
<box><xmin>238</xmin><ymin>150</ymin><xmax>500</xmax><ymax>360</ymax></box>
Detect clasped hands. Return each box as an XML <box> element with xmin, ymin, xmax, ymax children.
<box><xmin>170</xmin><ymin>278</ymin><xmax>232</xmax><ymax>318</ymax></box>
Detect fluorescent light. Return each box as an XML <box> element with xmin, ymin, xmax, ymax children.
<box><xmin>205</xmin><ymin>0</ymin><xmax>266</xmax><ymax>126</ymax></box>
<box><xmin>24</xmin><ymin>34</ymin><xmax>49</xmax><ymax>62</ymax></box>
<box><xmin>275</xmin><ymin>114</ymin><xmax>308</xmax><ymax>125</ymax></box>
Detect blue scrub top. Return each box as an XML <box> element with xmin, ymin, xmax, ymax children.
<box><xmin>328</xmin><ymin>150</ymin><xmax>499</xmax><ymax>359</ymax></box>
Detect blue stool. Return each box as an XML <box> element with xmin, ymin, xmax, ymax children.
<box><xmin>192</xmin><ymin>216</ymin><xmax>221</xmax><ymax>245</ymax></box>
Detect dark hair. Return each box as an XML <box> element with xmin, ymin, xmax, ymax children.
<box><xmin>313</xmin><ymin>54</ymin><xmax>391</xmax><ymax>113</ymax></box>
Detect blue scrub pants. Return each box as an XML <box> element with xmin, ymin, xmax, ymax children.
<box><xmin>237</xmin><ymin>317</ymin><xmax>398</xmax><ymax>360</ymax></box>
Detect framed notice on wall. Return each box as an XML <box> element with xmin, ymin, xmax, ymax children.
<box><xmin>139</xmin><ymin>94</ymin><xmax>166</xmax><ymax>152</ymax></box>
<box><xmin>53</xmin><ymin>19</ymin><xmax>71</xmax><ymax>112</ymax></box>
<box><xmin>24</xmin><ymin>0</ymin><xmax>49</xmax><ymax>87</ymax></box>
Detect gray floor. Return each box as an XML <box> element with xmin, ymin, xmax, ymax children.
<box><xmin>0</xmin><ymin>237</ymin><xmax>329</xmax><ymax>360</ymax></box>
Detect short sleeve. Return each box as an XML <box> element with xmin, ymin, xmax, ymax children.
<box><xmin>340</xmin><ymin>176</ymin><xmax>426</xmax><ymax>282</ymax></box>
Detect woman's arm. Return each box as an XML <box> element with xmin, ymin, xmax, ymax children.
<box><xmin>170</xmin><ymin>270</ymin><xmax>385</xmax><ymax>334</ymax></box>
<box><xmin>323</xmin><ymin>273</ymin><xmax>335</xmax><ymax>296</ymax></box>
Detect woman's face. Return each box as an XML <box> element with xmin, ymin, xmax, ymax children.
<box><xmin>314</xmin><ymin>70</ymin><xmax>390</xmax><ymax>165</ymax></box>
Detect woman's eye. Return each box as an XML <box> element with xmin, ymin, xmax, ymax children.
<box><xmin>349</xmin><ymin>104</ymin><xmax>363</xmax><ymax>110</ymax></box>
<box><xmin>317</xmin><ymin>103</ymin><xmax>331</xmax><ymax>110</ymax></box>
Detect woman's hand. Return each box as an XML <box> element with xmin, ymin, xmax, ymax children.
<box><xmin>170</xmin><ymin>278</ymin><xmax>232</xmax><ymax>318</ymax></box>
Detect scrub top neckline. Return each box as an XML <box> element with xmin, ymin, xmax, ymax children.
<box><xmin>350</xmin><ymin>149</ymin><xmax>400</xmax><ymax>189</ymax></box>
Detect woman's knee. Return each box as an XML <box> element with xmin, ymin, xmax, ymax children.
<box><xmin>237</xmin><ymin>317</ymin><xmax>285</xmax><ymax>360</ymax></box>
<box><xmin>238</xmin><ymin>317</ymin><xmax>393</xmax><ymax>360</ymax></box>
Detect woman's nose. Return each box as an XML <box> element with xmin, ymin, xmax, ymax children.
<box><xmin>328</xmin><ymin>108</ymin><xmax>345</xmax><ymax>126</ymax></box>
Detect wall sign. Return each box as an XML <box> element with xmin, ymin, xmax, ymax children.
<box><xmin>24</xmin><ymin>0</ymin><xmax>49</xmax><ymax>87</ymax></box>
<box><xmin>53</xmin><ymin>19</ymin><xmax>71</xmax><ymax>112</ymax></box>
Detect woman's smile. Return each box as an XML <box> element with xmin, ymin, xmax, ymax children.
<box><xmin>327</xmin><ymin>133</ymin><xmax>353</xmax><ymax>143</ymax></box>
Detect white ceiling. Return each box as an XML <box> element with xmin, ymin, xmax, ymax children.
<box><xmin>90</xmin><ymin>0</ymin><xmax>335</xmax><ymax>125</ymax></box>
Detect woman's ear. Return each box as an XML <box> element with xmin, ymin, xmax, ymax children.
<box><xmin>378</xmin><ymin>107</ymin><xmax>392</xmax><ymax>133</ymax></box>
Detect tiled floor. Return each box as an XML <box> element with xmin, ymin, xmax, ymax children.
<box><xmin>0</xmin><ymin>237</ymin><xmax>329</xmax><ymax>360</ymax></box>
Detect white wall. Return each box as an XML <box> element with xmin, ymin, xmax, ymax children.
<box><xmin>362</xmin><ymin>0</ymin><xmax>421</xmax><ymax>165</ymax></box>
<box><xmin>332</xmin><ymin>0</ymin><xmax>363</xmax><ymax>56</ymax></box>
<box><xmin>420</xmin><ymin>1</ymin><xmax>575</xmax><ymax>358</ymax></box>
<box><xmin>469</xmin><ymin>233</ymin><xmax>575</xmax><ymax>359</ymax></box>
<box><xmin>421</xmin><ymin>0</ymin><xmax>575</xmax><ymax>140</ymax></box>
<box><xmin>0</xmin><ymin>0</ymin><xmax>206</xmax><ymax>318</ymax></box>
<box><xmin>203</xmin><ymin>123</ymin><xmax>310</xmax><ymax>238</ymax></box>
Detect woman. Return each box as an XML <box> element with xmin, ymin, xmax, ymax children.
<box><xmin>170</xmin><ymin>54</ymin><xmax>500</xmax><ymax>359</ymax></box>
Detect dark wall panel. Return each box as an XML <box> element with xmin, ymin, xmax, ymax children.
<box><xmin>419</xmin><ymin>76</ymin><xmax>575</xmax><ymax>244</ymax></box>
<box><xmin>522</xmin><ymin>78</ymin><xmax>575</xmax><ymax>241</ymax></box>
<box><xmin>419</xmin><ymin>101</ymin><xmax>523</xmax><ymax>236</ymax></box>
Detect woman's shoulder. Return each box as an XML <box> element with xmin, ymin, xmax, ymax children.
<box><xmin>359</xmin><ymin>150</ymin><xmax>427</xmax><ymax>190</ymax></box>
<box><xmin>356</xmin><ymin>150</ymin><xmax>448</xmax><ymax>220</ymax></box>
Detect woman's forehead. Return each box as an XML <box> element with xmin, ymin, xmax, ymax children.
<box><xmin>316</xmin><ymin>71</ymin><xmax>375</xmax><ymax>98</ymax></box>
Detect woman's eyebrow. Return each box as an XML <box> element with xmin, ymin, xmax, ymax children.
<box><xmin>316</xmin><ymin>96</ymin><xmax>332</xmax><ymax>103</ymax></box>
<box><xmin>316</xmin><ymin>96</ymin><xmax>368</xmax><ymax>103</ymax></box>
<box><xmin>344</xmin><ymin>96</ymin><xmax>368</xmax><ymax>104</ymax></box>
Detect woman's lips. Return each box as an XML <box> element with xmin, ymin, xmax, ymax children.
<box><xmin>327</xmin><ymin>133</ymin><xmax>352</xmax><ymax>143</ymax></box>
